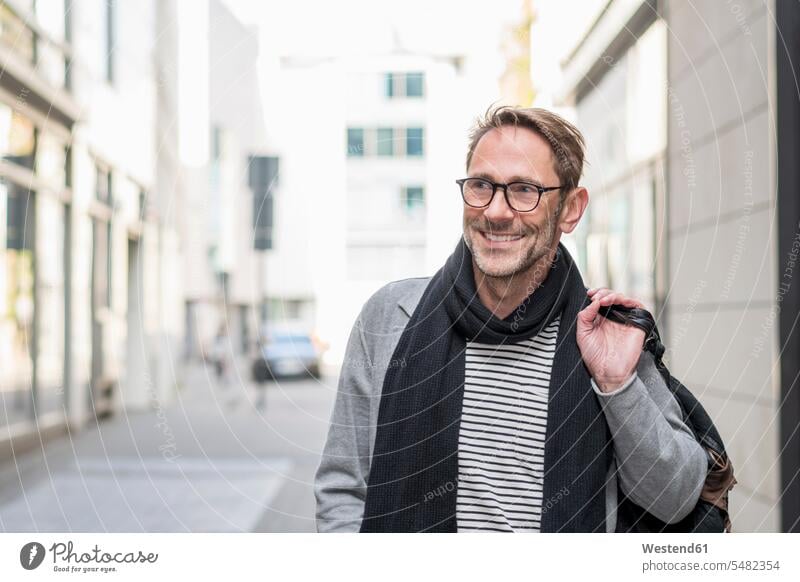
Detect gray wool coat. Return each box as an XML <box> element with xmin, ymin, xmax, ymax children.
<box><xmin>314</xmin><ymin>277</ymin><xmax>708</xmax><ymax>532</ymax></box>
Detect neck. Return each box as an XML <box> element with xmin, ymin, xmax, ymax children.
<box><xmin>473</xmin><ymin>246</ymin><xmax>558</xmax><ymax>320</ymax></box>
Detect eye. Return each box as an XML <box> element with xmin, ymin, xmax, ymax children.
<box><xmin>511</xmin><ymin>183</ymin><xmax>538</xmax><ymax>194</ymax></box>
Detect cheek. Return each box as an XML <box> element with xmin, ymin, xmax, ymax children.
<box><xmin>463</xmin><ymin>208</ymin><xmax>482</xmax><ymax>225</ymax></box>
<box><xmin>519</xmin><ymin>217</ymin><xmax>551</xmax><ymax>240</ymax></box>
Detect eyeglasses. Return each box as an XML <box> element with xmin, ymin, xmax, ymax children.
<box><xmin>456</xmin><ymin>177</ymin><xmax>562</xmax><ymax>212</ymax></box>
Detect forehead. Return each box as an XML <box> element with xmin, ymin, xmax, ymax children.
<box><xmin>469</xmin><ymin>125</ymin><xmax>557</xmax><ymax>181</ymax></box>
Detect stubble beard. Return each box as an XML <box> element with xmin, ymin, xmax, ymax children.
<box><xmin>464</xmin><ymin>213</ymin><xmax>559</xmax><ymax>285</ymax></box>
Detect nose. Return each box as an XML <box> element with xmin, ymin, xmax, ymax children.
<box><xmin>483</xmin><ymin>184</ymin><xmax>516</xmax><ymax>223</ymax></box>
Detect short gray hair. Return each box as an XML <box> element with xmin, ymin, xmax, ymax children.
<box><xmin>466</xmin><ymin>105</ymin><xmax>586</xmax><ymax>198</ymax></box>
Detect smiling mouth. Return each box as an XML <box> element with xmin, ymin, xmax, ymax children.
<box><xmin>480</xmin><ymin>230</ymin><xmax>524</xmax><ymax>243</ymax></box>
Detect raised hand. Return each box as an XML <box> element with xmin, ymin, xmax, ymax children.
<box><xmin>576</xmin><ymin>288</ymin><xmax>646</xmax><ymax>393</ymax></box>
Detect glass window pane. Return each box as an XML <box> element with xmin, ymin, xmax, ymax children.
<box><xmin>384</xmin><ymin>73</ymin><xmax>394</xmax><ymax>98</ymax></box>
<box><xmin>405</xmin><ymin>72</ymin><xmax>424</xmax><ymax>97</ymax></box>
<box><xmin>377</xmin><ymin>127</ymin><xmax>394</xmax><ymax>156</ymax></box>
<box><xmin>5</xmin><ymin>182</ymin><xmax>35</xmax><ymax>252</ymax></box>
<box><xmin>402</xmin><ymin>186</ymin><xmax>425</xmax><ymax>214</ymax></box>
<box><xmin>95</xmin><ymin>164</ymin><xmax>111</xmax><ymax>203</ymax></box>
<box><xmin>1</xmin><ymin>181</ymin><xmax>35</xmax><ymax>427</ymax></box>
<box><xmin>406</xmin><ymin>127</ymin><xmax>424</xmax><ymax>157</ymax></box>
<box><xmin>347</xmin><ymin>128</ymin><xmax>364</xmax><ymax>157</ymax></box>
<box><xmin>0</xmin><ymin>103</ymin><xmax>36</xmax><ymax>169</ymax></box>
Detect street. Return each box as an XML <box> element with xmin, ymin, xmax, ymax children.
<box><xmin>0</xmin><ymin>363</ymin><xmax>337</xmax><ymax>532</ymax></box>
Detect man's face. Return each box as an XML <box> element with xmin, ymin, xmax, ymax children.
<box><xmin>463</xmin><ymin>125</ymin><xmax>564</xmax><ymax>279</ymax></box>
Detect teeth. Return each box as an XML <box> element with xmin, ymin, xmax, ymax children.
<box><xmin>485</xmin><ymin>232</ymin><xmax>522</xmax><ymax>242</ymax></box>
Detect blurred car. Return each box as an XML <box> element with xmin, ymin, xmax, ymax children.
<box><xmin>252</xmin><ymin>327</ymin><xmax>322</xmax><ymax>381</ymax></box>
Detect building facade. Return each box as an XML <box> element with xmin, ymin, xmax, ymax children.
<box><xmin>179</xmin><ymin>0</ymin><xmax>268</xmax><ymax>362</ymax></box>
<box><xmin>0</xmin><ymin>0</ymin><xmax>183</xmax><ymax>458</ymax></box>
<box><xmin>557</xmin><ymin>0</ymin><xmax>799</xmax><ymax>532</ymax></box>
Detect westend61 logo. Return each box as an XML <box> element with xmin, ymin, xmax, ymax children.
<box><xmin>19</xmin><ymin>540</ymin><xmax>158</xmax><ymax>574</ymax></box>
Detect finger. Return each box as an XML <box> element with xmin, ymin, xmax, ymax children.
<box><xmin>619</xmin><ymin>296</ymin><xmax>645</xmax><ymax>309</ymax></box>
<box><xmin>579</xmin><ymin>296</ymin><xmax>602</xmax><ymax>325</ymax></box>
<box><xmin>599</xmin><ymin>292</ymin><xmax>620</xmax><ymax>305</ymax></box>
<box><xmin>601</xmin><ymin>293</ymin><xmax>645</xmax><ymax>309</ymax></box>
<box><xmin>593</xmin><ymin>288</ymin><xmax>615</xmax><ymax>302</ymax></box>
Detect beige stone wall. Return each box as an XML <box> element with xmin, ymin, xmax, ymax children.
<box><xmin>665</xmin><ymin>0</ymin><xmax>780</xmax><ymax>531</ymax></box>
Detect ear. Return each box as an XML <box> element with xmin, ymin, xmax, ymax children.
<box><xmin>557</xmin><ymin>187</ymin><xmax>588</xmax><ymax>234</ymax></box>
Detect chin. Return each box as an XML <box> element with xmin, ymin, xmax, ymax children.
<box><xmin>473</xmin><ymin>250</ymin><xmax>527</xmax><ymax>279</ymax></box>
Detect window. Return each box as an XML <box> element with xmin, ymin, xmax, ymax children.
<box><xmin>384</xmin><ymin>73</ymin><xmax>394</xmax><ymax>98</ymax></box>
<box><xmin>1</xmin><ymin>180</ymin><xmax>35</xmax><ymax>427</ymax></box>
<box><xmin>0</xmin><ymin>104</ymin><xmax>36</xmax><ymax>169</ymax></box>
<box><xmin>5</xmin><ymin>181</ymin><xmax>35</xmax><ymax>252</ymax></box>
<box><xmin>345</xmin><ymin>127</ymin><xmax>425</xmax><ymax>158</ymax></box>
<box><xmin>377</xmin><ymin>127</ymin><xmax>394</xmax><ymax>156</ymax></box>
<box><xmin>138</xmin><ymin>188</ymin><xmax>147</xmax><ymax>220</ymax></box>
<box><xmin>95</xmin><ymin>163</ymin><xmax>111</xmax><ymax>203</ymax></box>
<box><xmin>402</xmin><ymin>186</ymin><xmax>425</xmax><ymax>215</ymax></box>
<box><xmin>347</xmin><ymin>128</ymin><xmax>364</xmax><ymax>157</ymax></box>
<box><xmin>406</xmin><ymin>127</ymin><xmax>424</xmax><ymax>157</ymax></box>
<box><xmin>405</xmin><ymin>72</ymin><xmax>424</xmax><ymax>97</ymax></box>
<box><xmin>384</xmin><ymin>72</ymin><xmax>425</xmax><ymax>98</ymax></box>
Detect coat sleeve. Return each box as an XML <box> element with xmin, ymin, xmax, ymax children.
<box><xmin>313</xmin><ymin>312</ymin><xmax>375</xmax><ymax>532</ymax></box>
<box><xmin>591</xmin><ymin>350</ymin><xmax>708</xmax><ymax>524</ymax></box>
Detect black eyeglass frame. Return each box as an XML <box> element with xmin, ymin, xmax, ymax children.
<box><xmin>455</xmin><ymin>177</ymin><xmax>562</xmax><ymax>212</ymax></box>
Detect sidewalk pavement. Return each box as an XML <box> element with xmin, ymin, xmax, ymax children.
<box><xmin>0</xmin><ymin>360</ymin><xmax>337</xmax><ymax>533</ymax></box>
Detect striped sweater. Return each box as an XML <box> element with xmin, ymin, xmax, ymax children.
<box><xmin>456</xmin><ymin>315</ymin><xmax>560</xmax><ymax>532</ymax></box>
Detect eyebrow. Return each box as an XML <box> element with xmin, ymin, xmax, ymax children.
<box><xmin>469</xmin><ymin>172</ymin><xmax>545</xmax><ymax>186</ymax></box>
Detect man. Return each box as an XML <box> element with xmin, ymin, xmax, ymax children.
<box><xmin>315</xmin><ymin>106</ymin><xmax>707</xmax><ymax>532</ymax></box>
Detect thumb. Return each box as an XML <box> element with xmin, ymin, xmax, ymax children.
<box><xmin>578</xmin><ymin>297</ymin><xmax>601</xmax><ymax>326</ymax></box>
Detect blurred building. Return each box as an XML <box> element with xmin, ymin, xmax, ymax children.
<box><xmin>554</xmin><ymin>0</ymin><xmax>800</xmax><ymax>532</ymax></box>
<box><xmin>562</xmin><ymin>2</ymin><xmax>668</xmax><ymax>316</ymax></box>
<box><xmin>0</xmin><ymin>0</ymin><xmax>183</xmax><ymax>458</ymax></box>
<box><xmin>265</xmin><ymin>49</ymin><xmax>503</xmax><ymax>366</ymax></box>
<box><xmin>179</xmin><ymin>0</ymin><xmax>268</xmax><ymax>362</ymax></box>
<box><xmin>499</xmin><ymin>0</ymin><xmax>535</xmax><ymax>106</ymax></box>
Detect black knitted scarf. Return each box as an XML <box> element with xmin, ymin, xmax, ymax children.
<box><xmin>360</xmin><ymin>237</ymin><xmax>613</xmax><ymax>532</ymax></box>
